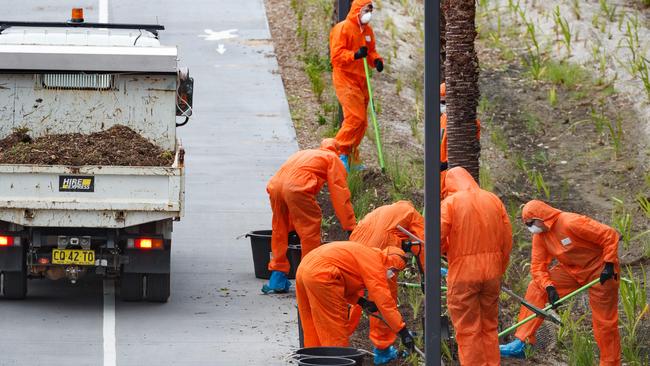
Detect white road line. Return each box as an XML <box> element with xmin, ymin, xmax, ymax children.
<box><xmin>99</xmin><ymin>0</ymin><xmax>109</xmax><ymax>23</ymax></box>
<box><xmin>103</xmin><ymin>279</ymin><xmax>117</xmax><ymax>366</ymax></box>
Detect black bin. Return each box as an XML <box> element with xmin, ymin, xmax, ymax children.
<box><xmin>247</xmin><ymin>230</ymin><xmax>300</xmax><ymax>279</ymax></box>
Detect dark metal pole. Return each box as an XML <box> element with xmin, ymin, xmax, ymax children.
<box><xmin>336</xmin><ymin>0</ymin><xmax>351</xmax><ymax>127</ymax></box>
<box><xmin>424</xmin><ymin>0</ymin><xmax>441</xmax><ymax>364</ymax></box>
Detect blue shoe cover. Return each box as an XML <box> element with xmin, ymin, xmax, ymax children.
<box><xmin>373</xmin><ymin>346</ymin><xmax>398</xmax><ymax>365</ymax></box>
<box><xmin>500</xmin><ymin>338</ymin><xmax>526</xmax><ymax>359</ymax></box>
<box><xmin>261</xmin><ymin>271</ymin><xmax>291</xmax><ymax>294</ymax></box>
<box><xmin>440</xmin><ymin>267</ymin><xmax>448</xmax><ymax>277</ymax></box>
<box><xmin>351</xmin><ymin>163</ymin><xmax>366</xmax><ymax>171</ymax></box>
<box><xmin>340</xmin><ymin>154</ymin><xmax>350</xmax><ymax>171</ymax></box>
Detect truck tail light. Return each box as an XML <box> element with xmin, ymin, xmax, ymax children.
<box><xmin>0</xmin><ymin>236</ymin><xmax>14</xmax><ymax>247</ymax></box>
<box><xmin>134</xmin><ymin>238</ymin><xmax>163</xmax><ymax>250</ymax></box>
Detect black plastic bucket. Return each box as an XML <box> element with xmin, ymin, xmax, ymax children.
<box><xmin>298</xmin><ymin>357</ymin><xmax>356</xmax><ymax>366</ymax></box>
<box><xmin>246</xmin><ymin>230</ymin><xmax>300</xmax><ymax>279</ymax></box>
<box><xmin>295</xmin><ymin>347</ymin><xmax>365</xmax><ymax>366</ymax></box>
<box><xmin>287</xmin><ymin>244</ymin><xmax>302</xmax><ymax>279</ymax></box>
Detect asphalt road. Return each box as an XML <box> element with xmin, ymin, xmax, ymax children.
<box><xmin>0</xmin><ymin>1</ymin><xmax>299</xmax><ymax>365</ymax></box>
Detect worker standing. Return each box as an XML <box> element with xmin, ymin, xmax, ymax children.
<box><xmin>348</xmin><ymin>201</ymin><xmax>424</xmax><ymax>364</ymax></box>
<box><xmin>330</xmin><ymin>0</ymin><xmax>383</xmax><ymax>170</ymax></box>
<box><xmin>439</xmin><ymin>83</ymin><xmax>480</xmax><ymax>197</ymax></box>
<box><xmin>441</xmin><ymin>167</ymin><xmax>512</xmax><ymax>365</ymax></box>
<box><xmin>500</xmin><ymin>200</ymin><xmax>621</xmax><ymax>365</ymax></box>
<box><xmin>262</xmin><ymin>139</ymin><xmax>356</xmax><ymax>294</ymax></box>
<box><xmin>296</xmin><ymin>241</ymin><xmax>414</xmax><ymax>351</ymax></box>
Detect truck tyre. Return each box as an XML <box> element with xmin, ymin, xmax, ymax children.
<box><xmin>121</xmin><ymin>273</ymin><xmax>144</xmax><ymax>301</ymax></box>
<box><xmin>3</xmin><ymin>270</ymin><xmax>27</xmax><ymax>299</ymax></box>
<box><xmin>146</xmin><ymin>273</ymin><xmax>170</xmax><ymax>303</ymax></box>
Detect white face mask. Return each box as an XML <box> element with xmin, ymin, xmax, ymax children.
<box><xmin>360</xmin><ymin>12</ymin><xmax>372</xmax><ymax>24</ymax></box>
<box><xmin>386</xmin><ymin>268</ymin><xmax>396</xmax><ymax>280</ymax></box>
<box><xmin>528</xmin><ymin>225</ymin><xmax>544</xmax><ymax>234</ymax></box>
<box><xmin>440</xmin><ymin>103</ymin><xmax>446</xmax><ymax>114</ymax></box>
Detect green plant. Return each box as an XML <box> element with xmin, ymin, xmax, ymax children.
<box><xmin>568</xmin><ymin>314</ymin><xmax>596</xmax><ymax>366</ymax></box>
<box><xmin>636</xmin><ymin>193</ymin><xmax>650</xmax><ymax>219</ymax></box>
<box><xmin>543</xmin><ymin>61</ymin><xmax>589</xmax><ymax>89</ymax></box>
<box><xmin>554</xmin><ymin>6</ymin><xmax>572</xmax><ymax>57</ymax></box>
<box><xmin>490</xmin><ymin>127</ymin><xmax>509</xmax><ymax>152</ymax></box>
<box><xmin>519</xmin><ymin>12</ymin><xmax>545</xmax><ymax>80</ymax></box>
<box><xmin>548</xmin><ymin>86</ymin><xmax>558</xmax><ymax>107</ymax></box>
<box><xmin>599</xmin><ymin>0</ymin><xmax>617</xmax><ymax>22</ymax></box>
<box><xmin>302</xmin><ymin>52</ymin><xmax>329</xmax><ymax>100</ymax></box>
<box><xmin>620</xmin><ymin>266</ymin><xmax>649</xmax><ymax>365</ymax></box>
<box><xmin>592</xmin><ymin>45</ymin><xmax>609</xmax><ymax>85</ymax></box>
<box><xmin>571</xmin><ymin>0</ymin><xmax>581</xmax><ymax>20</ymax></box>
<box><xmin>605</xmin><ymin>116</ymin><xmax>623</xmax><ymax>159</ymax></box>
<box><xmin>612</xmin><ymin>197</ymin><xmax>633</xmax><ymax>250</ymax></box>
<box><xmin>531</xmin><ymin>170</ymin><xmax>551</xmax><ymax>200</ymax></box>
<box><xmin>635</xmin><ymin>57</ymin><xmax>650</xmax><ymax>101</ymax></box>
<box><xmin>479</xmin><ymin>165</ymin><xmax>494</xmax><ymax>192</ymax></box>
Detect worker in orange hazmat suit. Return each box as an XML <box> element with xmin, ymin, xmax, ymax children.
<box><xmin>347</xmin><ymin>201</ymin><xmax>424</xmax><ymax>364</ymax></box>
<box><xmin>262</xmin><ymin>139</ymin><xmax>356</xmax><ymax>294</ymax></box>
<box><xmin>439</xmin><ymin>83</ymin><xmax>481</xmax><ymax>198</ymax></box>
<box><xmin>296</xmin><ymin>241</ymin><xmax>415</xmax><ymax>351</ymax></box>
<box><xmin>441</xmin><ymin>167</ymin><xmax>512</xmax><ymax>366</ymax></box>
<box><xmin>330</xmin><ymin>0</ymin><xmax>383</xmax><ymax>170</ymax></box>
<box><xmin>500</xmin><ymin>200</ymin><xmax>621</xmax><ymax>366</ymax></box>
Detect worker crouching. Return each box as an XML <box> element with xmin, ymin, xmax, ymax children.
<box><xmin>296</xmin><ymin>241</ymin><xmax>415</xmax><ymax>352</ymax></box>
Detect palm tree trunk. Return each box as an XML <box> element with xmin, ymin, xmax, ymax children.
<box><xmin>443</xmin><ymin>0</ymin><xmax>480</xmax><ymax>181</ymax></box>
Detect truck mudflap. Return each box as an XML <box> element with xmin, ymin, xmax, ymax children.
<box><xmin>122</xmin><ymin>247</ymin><xmax>171</xmax><ymax>274</ymax></box>
<box><xmin>0</xmin><ymin>246</ymin><xmax>24</xmax><ymax>271</ymax></box>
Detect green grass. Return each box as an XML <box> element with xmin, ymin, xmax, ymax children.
<box><xmin>548</xmin><ymin>86</ymin><xmax>558</xmax><ymax>107</ymax></box>
<box><xmin>302</xmin><ymin>52</ymin><xmax>330</xmax><ymax>101</ymax></box>
<box><xmin>599</xmin><ymin>0</ymin><xmax>618</xmax><ymax>22</ymax></box>
<box><xmin>620</xmin><ymin>266</ymin><xmax>648</xmax><ymax>365</ymax></box>
<box><xmin>524</xmin><ymin>112</ymin><xmax>541</xmax><ymax>133</ymax></box>
<box><xmin>490</xmin><ymin>127</ymin><xmax>509</xmax><ymax>152</ymax></box>
<box><xmin>554</xmin><ymin>6</ymin><xmax>572</xmax><ymax>57</ymax></box>
<box><xmin>542</xmin><ymin>61</ymin><xmax>590</xmax><ymax>89</ymax></box>
<box><xmin>479</xmin><ymin>165</ymin><xmax>494</xmax><ymax>192</ymax></box>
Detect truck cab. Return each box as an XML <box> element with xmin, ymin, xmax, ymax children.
<box><xmin>0</xmin><ymin>11</ymin><xmax>192</xmax><ymax>302</ymax></box>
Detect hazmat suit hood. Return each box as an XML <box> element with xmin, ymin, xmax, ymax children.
<box><xmin>442</xmin><ymin>167</ymin><xmax>479</xmax><ymax>199</ymax></box>
<box><xmin>379</xmin><ymin>246</ymin><xmax>407</xmax><ymax>271</ymax></box>
<box><xmin>347</xmin><ymin>0</ymin><xmax>372</xmax><ymax>26</ymax></box>
<box><xmin>320</xmin><ymin>138</ymin><xmax>341</xmax><ymax>155</ymax></box>
<box><xmin>522</xmin><ymin>200</ymin><xmax>562</xmax><ymax>228</ymax></box>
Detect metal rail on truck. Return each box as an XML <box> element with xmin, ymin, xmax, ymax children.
<box><xmin>0</xmin><ymin>21</ymin><xmax>165</xmax><ymax>37</ymax></box>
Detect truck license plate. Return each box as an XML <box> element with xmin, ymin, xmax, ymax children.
<box><xmin>52</xmin><ymin>249</ymin><xmax>95</xmax><ymax>266</ymax></box>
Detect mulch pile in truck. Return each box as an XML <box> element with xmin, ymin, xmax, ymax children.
<box><xmin>0</xmin><ymin>125</ymin><xmax>174</xmax><ymax>166</ymax></box>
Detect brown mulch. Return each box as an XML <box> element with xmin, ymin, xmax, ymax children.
<box><xmin>0</xmin><ymin>125</ymin><xmax>174</xmax><ymax>167</ymax></box>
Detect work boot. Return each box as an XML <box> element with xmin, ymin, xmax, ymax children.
<box><xmin>500</xmin><ymin>338</ymin><xmax>527</xmax><ymax>359</ymax></box>
<box><xmin>261</xmin><ymin>271</ymin><xmax>291</xmax><ymax>294</ymax></box>
<box><xmin>373</xmin><ymin>346</ymin><xmax>398</xmax><ymax>365</ymax></box>
<box><xmin>340</xmin><ymin>154</ymin><xmax>350</xmax><ymax>172</ymax></box>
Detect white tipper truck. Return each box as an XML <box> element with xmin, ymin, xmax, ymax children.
<box><xmin>0</xmin><ymin>11</ymin><xmax>192</xmax><ymax>302</ymax></box>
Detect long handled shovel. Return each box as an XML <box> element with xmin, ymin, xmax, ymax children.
<box><xmin>498</xmin><ymin>278</ymin><xmax>600</xmax><ymax>338</ymax></box>
<box><xmin>362</xmin><ymin>57</ymin><xmax>386</xmax><ymax>172</ymax></box>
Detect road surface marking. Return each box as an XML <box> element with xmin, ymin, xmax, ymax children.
<box><xmin>198</xmin><ymin>29</ymin><xmax>238</xmax><ymax>41</ymax></box>
<box><xmin>99</xmin><ymin>0</ymin><xmax>109</xmax><ymax>23</ymax></box>
<box><xmin>217</xmin><ymin>44</ymin><xmax>226</xmax><ymax>54</ymax></box>
<box><xmin>103</xmin><ymin>279</ymin><xmax>117</xmax><ymax>366</ymax></box>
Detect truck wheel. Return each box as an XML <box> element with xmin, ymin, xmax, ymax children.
<box><xmin>3</xmin><ymin>270</ymin><xmax>27</xmax><ymax>299</ymax></box>
<box><xmin>121</xmin><ymin>273</ymin><xmax>144</xmax><ymax>301</ymax></box>
<box><xmin>146</xmin><ymin>273</ymin><xmax>170</xmax><ymax>303</ymax></box>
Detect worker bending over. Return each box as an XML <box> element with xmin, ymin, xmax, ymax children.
<box><xmin>500</xmin><ymin>200</ymin><xmax>620</xmax><ymax>365</ymax></box>
<box><xmin>262</xmin><ymin>139</ymin><xmax>356</xmax><ymax>294</ymax></box>
<box><xmin>348</xmin><ymin>201</ymin><xmax>424</xmax><ymax>364</ymax></box>
<box><xmin>296</xmin><ymin>241</ymin><xmax>414</xmax><ymax>351</ymax></box>
<box><xmin>439</xmin><ymin>83</ymin><xmax>480</xmax><ymax>197</ymax></box>
<box><xmin>441</xmin><ymin>167</ymin><xmax>512</xmax><ymax>366</ymax></box>
<box><xmin>330</xmin><ymin>0</ymin><xmax>383</xmax><ymax>170</ymax></box>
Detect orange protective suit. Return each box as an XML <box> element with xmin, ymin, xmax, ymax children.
<box><xmin>330</xmin><ymin>0</ymin><xmax>382</xmax><ymax>161</ymax></box>
<box><xmin>296</xmin><ymin>241</ymin><xmax>406</xmax><ymax>347</ymax></box>
<box><xmin>267</xmin><ymin>139</ymin><xmax>356</xmax><ymax>274</ymax></box>
<box><xmin>515</xmin><ymin>200</ymin><xmax>620</xmax><ymax>366</ymax></box>
<box><xmin>439</xmin><ymin>83</ymin><xmax>481</xmax><ymax>197</ymax></box>
<box><xmin>349</xmin><ymin>200</ymin><xmax>425</xmax><ymax>349</ymax></box>
<box><xmin>441</xmin><ymin>167</ymin><xmax>512</xmax><ymax>366</ymax></box>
